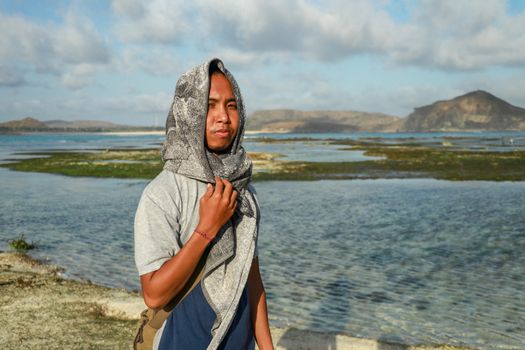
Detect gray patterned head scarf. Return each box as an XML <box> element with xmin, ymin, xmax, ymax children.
<box><xmin>160</xmin><ymin>58</ymin><xmax>258</xmax><ymax>349</ymax></box>
<box><xmin>161</xmin><ymin>58</ymin><xmax>254</xmax><ymax>217</ymax></box>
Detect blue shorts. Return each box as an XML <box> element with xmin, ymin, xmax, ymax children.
<box><xmin>158</xmin><ymin>282</ymin><xmax>255</xmax><ymax>349</ymax></box>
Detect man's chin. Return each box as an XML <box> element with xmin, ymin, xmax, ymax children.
<box><xmin>207</xmin><ymin>142</ymin><xmax>232</xmax><ymax>154</ymax></box>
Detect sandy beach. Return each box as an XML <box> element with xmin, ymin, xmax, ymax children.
<box><xmin>0</xmin><ymin>251</ymin><xmax>472</xmax><ymax>350</ymax></box>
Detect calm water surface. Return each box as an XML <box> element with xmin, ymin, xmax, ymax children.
<box><xmin>0</xmin><ymin>133</ymin><xmax>524</xmax><ymax>350</ymax></box>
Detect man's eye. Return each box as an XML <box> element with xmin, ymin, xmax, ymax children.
<box><xmin>228</xmin><ymin>104</ymin><xmax>237</xmax><ymax>110</ymax></box>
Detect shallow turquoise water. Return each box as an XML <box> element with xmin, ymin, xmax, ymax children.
<box><xmin>256</xmin><ymin>179</ymin><xmax>525</xmax><ymax>349</ymax></box>
<box><xmin>0</xmin><ymin>133</ymin><xmax>524</xmax><ymax>349</ymax></box>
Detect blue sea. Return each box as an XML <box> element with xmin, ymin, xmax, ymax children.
<box><xmin>0</xmin><ymin>132</ymin><xmax>524</xmax><ymax>350</ymax></box>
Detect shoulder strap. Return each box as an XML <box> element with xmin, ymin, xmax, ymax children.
<box><xmin>148</xmin><ymin>248</ymin><xmax>209</xmax><ymax>329</ymax></box>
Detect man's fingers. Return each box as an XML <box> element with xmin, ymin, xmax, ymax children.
<box><xmin>204</xmin><ymin>183</ymin><xmax>213</xmax><ymax>198</ymax></box>
<box><xmin>214</xmin><ymin>176</ymin><xmax>224</xmax><ymax>196</ymax></box>
<box><xmin>229</xmin><ymin>190</ymin><xmax>238</xmax><ymax>209</ymax></box>
<box><xmin>222</xmin><ymin>179</ymin><xmax>233</xmax><ymax>202</ymax></box>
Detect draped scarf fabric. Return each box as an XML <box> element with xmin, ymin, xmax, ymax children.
<box><xmin>161</xmin><ymin>58</ymin><xmax>258</xmax><ymax>349</ymax></box>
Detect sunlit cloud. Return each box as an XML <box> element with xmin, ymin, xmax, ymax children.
<box><xmin>1</xmin><ymin>0</ymin><xmax>525</xmax><ymax>124</ymax></box>
<box><xmin>0</xmin><ymin>9</ymin><xmax>110</xmax><ymax>89</ymax></box>
<box><xmin>110</xmin><ymin>0</ymin><xmax>525</xmax><ymax>70</ymax></box>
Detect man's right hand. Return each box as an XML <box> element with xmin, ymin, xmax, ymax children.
<box><xmin>196</xmin><ymin>176</ymin><xmax>238</xmax><ymax>240</ymax></box>
<box><xmin>140</xmin><ymin>176</ymin><xmax>238</xmax><ymax>309</ymax></box>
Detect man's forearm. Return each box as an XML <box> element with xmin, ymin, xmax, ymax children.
<box><xmin>140</xmin><ymin>230</ymin><xmax>210</xmax><ymax>309</ymax></box>
<box><xmin>252</xmin><ymin>289</ymin><xmax>273</xmax><ymax>349</ymax></box>
<box><xmin>248</xmin><ymin>258</ymin><xmax>274</xmax><ymax>350</ymax></box>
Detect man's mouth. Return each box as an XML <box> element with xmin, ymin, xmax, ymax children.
<box><xmin>214</xmin><ymin>129</ymin><xmax>231</xmax><ymax>138</ymax></box>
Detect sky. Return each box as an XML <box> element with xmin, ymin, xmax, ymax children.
<box><xmin>1</xmin><ymin>0</ymin><xmax>525</xmax><ymax>126</ymax></box>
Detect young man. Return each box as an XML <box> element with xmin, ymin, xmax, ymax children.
<box><xmin>134</xmin><ymin>58</ymin><xmax>273</xmax><ymax>349</ymax></box>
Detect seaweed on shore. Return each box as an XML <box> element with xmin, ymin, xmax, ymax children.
<box><xmin>8</xmin><ymin>234</ymin><xmax>36</xmax><ymax>252</ymax></box>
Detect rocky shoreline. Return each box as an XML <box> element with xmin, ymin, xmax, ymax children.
<box><xmin>0</xmin><ymin>251</ymin><xmax>473</xmax><ymax>350</ymax></box>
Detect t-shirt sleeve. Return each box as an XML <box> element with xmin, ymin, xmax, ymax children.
<box><xmin>134</xmin><ymin>192</ymin><xmax>182</xmax><ymax>276</ymax></box>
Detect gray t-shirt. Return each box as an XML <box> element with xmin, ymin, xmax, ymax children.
<box><xmin>134</xmin><ymin>169</ymin><xmax>258</xmax><ymax>276</ymax></box>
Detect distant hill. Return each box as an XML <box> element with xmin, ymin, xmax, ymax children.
<box><xmin>4</xmin><ymin>90</ymin><xmax>525</xmax><ymax>134</ymax></box>
<box><xmin>0</xmin><ymin>117</ymin><xmax>163</xmax><ymax>133</ymax></box>
<box><xmin>0</xmin><ymin>117</ymin><xmax>48</xmax><ymax>130</ymax></box>
<box><xmin>402</xmin><ymin>90</ymin><xmax>525</xmax><ymax>131</ymax></box>
<box><xmin>246</xmin><ymin>109</ymin><xmax>403</xmax><ymax>133</ymax></box>
<box><xmin>44</xmin><ymin>119</ymin><xmax>121</xmax><ymax>129</ymax></box>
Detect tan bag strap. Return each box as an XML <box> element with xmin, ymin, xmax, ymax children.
<box><xmin>147</xmin><ymin>248</ymin><xmax>209</xmax><ymax>329</ymax></box>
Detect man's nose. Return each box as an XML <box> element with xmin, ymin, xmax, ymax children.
<box><xmin>216</xmin><ymin>106</ymin><xmax>229</xmax><ymax>123</ymax></box>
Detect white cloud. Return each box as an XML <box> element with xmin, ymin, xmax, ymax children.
<box><xmin>194</xmin><ymin>0</ymin><xmax>399</xmax><ymax>60</ymax></box>
<box><xmin>111</xmin><ymin>0</ymin><xmax>145</xmax><ymax>19</ymax></box>
<box><xmin>384</xmin><ymin>0</ymin><xmax>525</xmax><ymax>70</ymax></box>
<box><xmin>3</xmin><ymin>0</ymin><xmax>525</xmax><ymax>124</ymax></box>
<box><xmin>0</xmin><ymin>12</ymin><xmax>54</xmax><ymax>72</ymax></box>
<box><xmin>237</xmin><ymin>68</ymin><xmax>359</xmax><ymax>113</ymax></box>
<box><xmin>414</xmin><ymin>0</ymin><xmax>504</xmax><ymax>36</ymax></box>
<box><xmin>108</xmin><ymin>0</ymin><xmax>525</xmax><ymax>71</ymax></box>
<box><xmin>54</xmin><ymin>13</ymin><xmax>110</xmax><ymax>65</ymax></box>
<box><xmin>61</xmin><ymin>64</ymin><xmax>98</xmax><ymax>90</ymax></box>
<box><xmin>0</xmin><ymin>9</ymin><xmax>110</xmax><ymax>88</ymax></box>
<box><xmin>115</xmin><ymin>46</ymin><xmax>184</xmax><ymax>76</ymax></box>
<box><xmin>111</xmin><ymin>0</ymin><xmax>190</xmax><ymax>44</ymax></box>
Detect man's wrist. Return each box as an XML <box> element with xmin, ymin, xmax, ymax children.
<box><xmin>195</xmin><ymin>222</ymin><xmax>219</xmax><ymax>239</ymax></box>
<box><xmin>194</xmin><ymin>229</ymin><xmax>212</xmax><ymax>242</ymax></box>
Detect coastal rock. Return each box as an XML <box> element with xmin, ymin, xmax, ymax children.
<box><xmin>402</xmin><ymin>90</ymin><xmax>525</xmax><ymax>131</ymax></box>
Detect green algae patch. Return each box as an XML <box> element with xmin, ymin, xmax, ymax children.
<box><xmin>352</xmin><ymin>145</ymin><xmax>525</xmax><ymax>181</ymax></box>
<box><xmin>2</xmin><ymin>143</ymin><xmax>525</xmax><ymax>181</ymax></box>
<box><xmin>253</xmin><ymin>144</ymin><xmax>525</xmax><ymax>181</ymax></box>
<box><xmin>2</xmin><ymin>148</ymin><xmax>164</xmax><ymax>179</ymax></box>
<box><xmin>0</xmin><ymin>148</ymin><xmax>287</xmax><ymax>180</ymax></box>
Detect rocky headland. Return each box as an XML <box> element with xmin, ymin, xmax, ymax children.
<box><xmin>246</xmin><ymin>90</ymin><xmax>525</xmax><ymax>133</ymax></box>
<box><xmin>402</xmin><ymin>90</ymin><xmax>525</xmax><ymax>132</ymax></box>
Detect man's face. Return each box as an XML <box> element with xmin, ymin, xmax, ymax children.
<box><xmin>205</xmin><ymin>72</ymin><xmax>239</xmax><ymax>154</ymax></box>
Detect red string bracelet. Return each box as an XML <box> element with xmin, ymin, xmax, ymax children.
<box><xmin>194</xmin><ymin>229</ymin><xmax>212</xmax><ymax>242</ymax></box>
